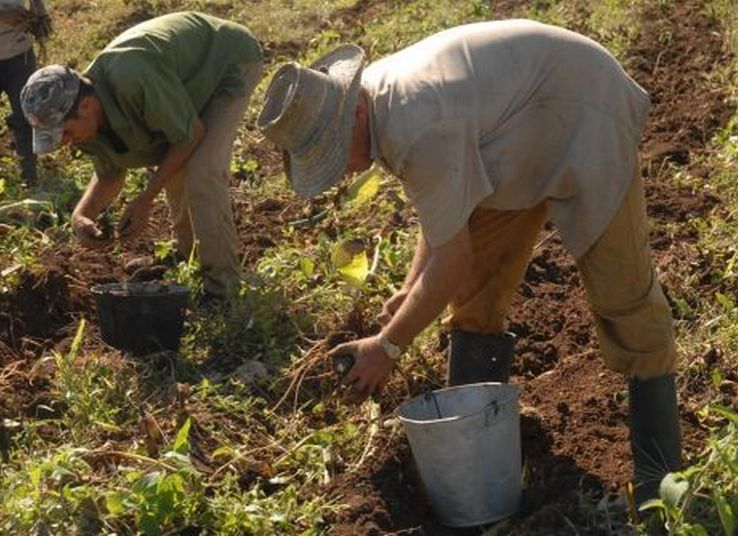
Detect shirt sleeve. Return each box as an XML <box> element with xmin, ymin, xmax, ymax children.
<box><xmin>89</xmin><ymin>153</ymin><xmax>125</xmax><ymax>180</ymax></box>
<box><xmin>112</xmin><ymin>56</ymin><xmax>198</xmax><ymax>146</ymax></box>
<box><xmin>400</xmin><ymin>118</ymin><xmax>494</xmax><ymax>247</ymax></box>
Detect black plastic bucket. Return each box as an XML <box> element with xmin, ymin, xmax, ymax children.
<box><xmin>91</xmin><ymin>282</ymin><xmax>190</xmax><ymax>354</ymax></box>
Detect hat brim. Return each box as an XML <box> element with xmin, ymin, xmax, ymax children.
<box><xmin>284</xmin><ymin>45</ymin><xmax>365</xmax><ymax>198</ymax></box>
<box><xmin>32</xmin><ymin>124</ymin><xmax>62</xmax><ymax>154</ymax></box>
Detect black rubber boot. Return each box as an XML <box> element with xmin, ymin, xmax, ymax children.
<box><xmin>20</xmin><ymin>154</ymin><xmax>37</xmax><ymax>185</ymax></box>
<box><xmin>447</xmin><ymin>330</ymin><xmax>516</xmax><ymax>386</ymax></box>
<box><xmin>629</xmin><ymin>373</ymin><xmax>682</xmax><ymax>506</ymax></box>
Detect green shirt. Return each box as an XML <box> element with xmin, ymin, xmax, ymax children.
<box><xmin>79</xmin><ymin>11</ymin><xmax>262</xmax><ymax>177</ymax></box>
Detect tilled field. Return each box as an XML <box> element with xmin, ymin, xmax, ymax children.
<box><xmin>1</xmin><ymin>0</ymin><xmax>736</xmax><ymax>534</ymax></box>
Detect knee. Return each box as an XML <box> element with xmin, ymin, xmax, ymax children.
<box><xmin>588</xmin><ymin>268</ymin><xmax>661</xmax><ymax>317</ymax></box>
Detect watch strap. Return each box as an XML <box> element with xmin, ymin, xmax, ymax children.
<box><xmin>379</xmin><ymin>334</ymin><xmax>402</xmax><ymax>361</ymax></box>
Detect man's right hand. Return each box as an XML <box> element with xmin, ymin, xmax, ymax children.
<box><xmin>72</xmin><ymin>213</ymin><xmax>111</xmax><ymax>249</ymax></box>
<box><xmin>328</xmin><ymin>335</ymin><xmax>396</xmax><ymax>405</ymax></box>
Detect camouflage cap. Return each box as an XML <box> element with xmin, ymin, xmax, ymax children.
<box><xmin>20</xmin><ymin>65</ymin><xmax>81</xmax><ymax>154</ymax></box>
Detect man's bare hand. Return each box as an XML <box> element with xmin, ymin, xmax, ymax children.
<box><xmin>377</xmin><ymin>289</ymin><xmax>409</xmax><ymax>325</ymax></box>
<box><xmin>72</xmin><ymin>213</ymin><xmax>111</xmax><ymax>249</ymax></box>
<box><xmin>118</xmin><ymin>194</ymin><xmax>153</xmax><ymax>242</ymax></box>
<box><xmin>328</xmin><ymin>335</ymin><xmax>395</xmax><ymax>405</ymax></box>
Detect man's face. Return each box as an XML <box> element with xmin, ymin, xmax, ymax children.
<box><xmin>61</xmin><ymin>98</ymin><xmax>99</xmax><ymax>146</ymax></box>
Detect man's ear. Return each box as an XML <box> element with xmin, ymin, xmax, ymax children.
<box><xmin>78</xmin><ymin>94</ymin><xmax>99</xmax><ymax>115</ymax></box>
<box><xmin>76</xmin><ymin>95</ymin><xmax>91</xmax><ymax>116</ymax></box>
<box><xmin>79</xmin><ymin>94</ymin><xmax>104</xmax><ymax>125</ymax></box>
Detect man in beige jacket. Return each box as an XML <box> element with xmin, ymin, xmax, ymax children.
<box><xmin>258</xmin><ymin>20</ymin><xmax>680</xmax><ymax>507</ymax></box>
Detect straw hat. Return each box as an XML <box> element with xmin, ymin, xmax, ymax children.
<box><xmin>257</xmin><ymin>44</ymin><xmax>366</xmax><ymax>198</ymax></box>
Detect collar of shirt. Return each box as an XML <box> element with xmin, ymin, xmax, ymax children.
<box><xmin>91</xmin><ymin>75</ymin><xmax>133</xmax><ymax>148</ymax></box>
<box><xmin>365</xmin><ymin>88</ymin><xmax>393</xmax><ymax>175</ymax></box>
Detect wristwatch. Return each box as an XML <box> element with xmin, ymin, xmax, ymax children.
<box><xmin>378</xmin><ymin>334</ymin><xmax>402</xmax><ymax>361</ymax></box>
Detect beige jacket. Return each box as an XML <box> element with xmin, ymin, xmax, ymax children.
<box><xmin>362</xmin><ymin>20</ymin><xmax>649</xmax><ymax>257</ymax></box>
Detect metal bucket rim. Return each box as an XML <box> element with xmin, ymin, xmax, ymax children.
<box><xmin>396</xmin><ymin>382</ymin><xmax>518</xmax><ymax>426</ymax></box>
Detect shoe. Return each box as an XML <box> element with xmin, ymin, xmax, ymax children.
<box><xmin>21</xmin><ymin>157</ymin><xmax>37</xmax><ymax>186</ymax></box>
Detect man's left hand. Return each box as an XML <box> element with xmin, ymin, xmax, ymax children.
<box><xmin>118</xmin><ymin>194</ymin><xmax>153</xmax><ymax>241</ymax></box>
<box><xmin>328</xmin><ymin>335</ymin><xmax>395</xmax><ymax>405</ymax></box>
<box><xmin>377</xmin><ymin>289</ymin><xmax>409</xmax><ymax>325</ymax></box>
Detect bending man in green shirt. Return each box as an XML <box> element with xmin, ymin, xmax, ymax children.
<box><xmin>20</xmin><ymin>11</ymin><xmax>264</xmax><ymax>298</ymax></box>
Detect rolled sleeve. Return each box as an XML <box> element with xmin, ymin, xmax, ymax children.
<box><xmin>400</xmin><ymin>118</ymin><xmax>494</xmax><ymax>247</ymax></box>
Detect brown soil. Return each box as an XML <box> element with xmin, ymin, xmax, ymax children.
<box><xmin>0</xmin><ymin>0</ymin><xmax>735</xmax><ymax>534</ymax></box>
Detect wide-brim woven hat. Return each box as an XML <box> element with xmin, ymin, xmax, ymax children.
<box><xmin>257</xmin><ymin>44</ymin><xmax>366</xmax><ymax>198</ymax></box>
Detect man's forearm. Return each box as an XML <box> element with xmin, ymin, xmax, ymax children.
<box><xmin>402</xmin><ymin>232</ymin><xmax>432</xmax><ymax>289</ymax></box>
<box><xmin>142</xmin><ymin>119</ymin><xmax>205</xmax><ymax>203</ymax></box>
<box><xmin>382</xmin><ymin>226</ymin><xmax>472</xmax><ymax>348</ymax></box>
<box><xmin>73</xmin><ymin>172</ymin><xmax>125</xmax><ymax>219</ymax></box>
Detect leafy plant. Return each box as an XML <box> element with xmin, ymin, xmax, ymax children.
<box><xmin>45</xmin><ymin>320</ymin><xmax>136</xmax><ymax>434</ymax></box>
<box><xmin>103</xmin><ymin>419</ymin><xmax>204</xmax><ymax>536</ymax></box>
<box><xmin>331</xmin><ymin>239</ymin><xmax>369</xmax><ymax>288</ymax></box>
<box><xmin>0</xmin><ymin>446</ymin><xmax>98</xmax><ymax>534</ymax></box>
<box><xmin>638</xmin><ymin>406</ymin><xmax>738</xmax><ymax>535</ymax></box>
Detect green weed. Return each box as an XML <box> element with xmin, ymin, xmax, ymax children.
<box><xmin>639</xmin><ymin>406</ymin><xmax>738</xmax><ymax>535</ymax></box>
<box><xmin>0</xmin><ymin>445</ymin><xmax>97</xmax><ymax>534</ymax></box>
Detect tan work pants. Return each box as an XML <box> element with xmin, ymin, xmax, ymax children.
<box><xmin>165</xmin><ymin>62</ymin><xmax>263</xmax><ymax>297</ymax></box>
<box><xmin>448</xmin><ymin>174</ymin><xmax>676</xmax><ymax>380</ymax></box>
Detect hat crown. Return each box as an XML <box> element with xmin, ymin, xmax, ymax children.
<box><xmin>21</xmin><ymin>65</ymin><xmax>80</xmax><ymax>129</ymax></box>
<box><xmin>257</xmin><ymin>44</ymin><xmax>366</xmax><ymax>198</ymax></box>
<box><xmin>258</xmin><ymin>63</ymin><xmax>343</xmax><ymax>156</ymax></box>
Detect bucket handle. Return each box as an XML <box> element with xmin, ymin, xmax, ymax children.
<box><xmin>424</xmin><ymin>390</ymin><xmax>444</xmax><ymax>419</ymax></box>
<box><xmin>421</xmin><ymin>392</ymin><xmax>505</xmax><ymax>423</ymax></box>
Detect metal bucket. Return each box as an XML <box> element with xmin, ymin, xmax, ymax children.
<box><xmin>397</xmin><ymin>382</ymin><xmax>521</xmax><ymax>527</ymax></box>
<box><xmin>91</xmin><ymin>282</ymin><xmax>190</xmax><ymax>355</ymax></box>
